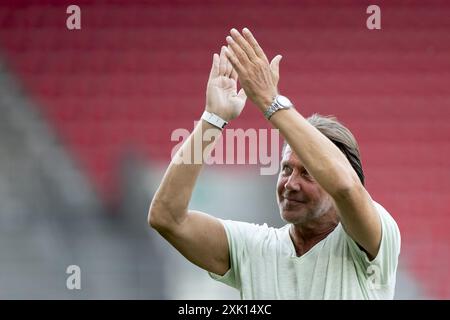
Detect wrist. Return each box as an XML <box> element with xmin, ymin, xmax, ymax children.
<box><xmin>256</xmin><ymin>93</ymin><xmax>278</xmax><ymax>113</ymax></box>
<box><xmin>205</xmin><ymin>105</ymin><xmax>234</xmax><ymax>122</ymax></box>
<box><xmin>263</xmin><ymin>94</ymin><xmax>294</xmax><ymax>120</ymax></box>
<box><xmin>201</xmin><ymin>110</ymin><xmax>229</xmax><ymax>130</ymax></box>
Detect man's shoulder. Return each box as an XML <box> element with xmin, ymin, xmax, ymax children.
<box><xmin>371</xmin><ymin>200</ymin><xmax>401</xmax><ymax>234</ymax></box>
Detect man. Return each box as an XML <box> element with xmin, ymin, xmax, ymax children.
<box><xmin>148</xmin><ymin>28</ymin><xmax>401</xmax><ymax>299</ymax></box>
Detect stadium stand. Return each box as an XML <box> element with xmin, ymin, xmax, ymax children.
<box><xmin>0</xmin><ymin>0</ymin><xmax>448</xmax><ymax>298</ymax></box>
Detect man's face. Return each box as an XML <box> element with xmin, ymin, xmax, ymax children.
<box><xmin>276</xmin><ymin>145</ymin><xmax>334</xmax><ymax>224</ymax></box>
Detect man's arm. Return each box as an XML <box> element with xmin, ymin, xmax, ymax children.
<box><xmin>148</xmin><ymin>47</ymin><xmax>246</xmax><ymax>275</ymax></box>
<box><xmin>270</xmin><ymin>109</ymin><xmax>381</xmax><ymax>259</ymax></box>
<box><xmin>225</xmin><ymin>28</ymin><xmax>381</xmax><ymax>259</ymax></box>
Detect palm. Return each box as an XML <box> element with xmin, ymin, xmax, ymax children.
<box><xmin>205</xmin><ymin>49</ymin><xmax>246</xmax><ymax>122</ymax></box>
<box><xmin>207</xmin><ymin>76</ymin><xmax>245</xmax><ymax>120</ymax></box>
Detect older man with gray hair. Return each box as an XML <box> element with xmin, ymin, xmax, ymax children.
<box><xmin>149</xmin><ymin>28</ymin><xmax>401</xmax><ymax>299</ymax></box>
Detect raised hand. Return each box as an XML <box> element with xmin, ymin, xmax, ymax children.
<box><xmin>224</xmin><ymin>28</ymin><xmax>282</xmax><ymax>113</ymax></box>
<box><xmin>205</xmin><ymin>46</ymin><xmax>247</xmax><ymax>122</ymax></box>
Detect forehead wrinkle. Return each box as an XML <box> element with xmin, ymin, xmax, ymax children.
<box><xmin>282</xmin><ymin>149</ymin><xmax>302</xmax><ymax>166</ymax></box>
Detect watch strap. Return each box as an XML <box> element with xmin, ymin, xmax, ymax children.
<box><xmin>201</xmin><ymin>111</ymin><xmax>228</xmax><ymax>129</ymax></box>
<box><xmin>264</xmin><ymin>95</ymin><xmax>292</xmax><ymax>120</ymax></box>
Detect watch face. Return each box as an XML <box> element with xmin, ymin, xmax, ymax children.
<box><xmin>277</xmin><ymin>95</ymin><xmax>292</xmax><ymax>107</ymax></box>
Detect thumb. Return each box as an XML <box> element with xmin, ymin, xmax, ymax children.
<box><xmin>270</xmin><ymin>54</ymin><xmax>282</xmax><ymax>78</ymax></box>
<box><xmin>237</xmin><ymin>88</ymin><xmax>247</xmax><ymax>100</ymax></box>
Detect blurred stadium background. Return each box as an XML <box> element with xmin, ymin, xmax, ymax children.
<box><xmin>0</xmin><ymin>0</ymin><xmax>449</xmax><ymax>299</ymax></box>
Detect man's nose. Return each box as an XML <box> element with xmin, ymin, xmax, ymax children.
<box><xmin>284</xmin><ymin>172</ymin><xmax>301</xmax><ymax>191</ymax></box>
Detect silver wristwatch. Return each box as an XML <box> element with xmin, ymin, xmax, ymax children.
<box><xmin>264</xmin><ymin>95</ymin><xmax>294</xmax><ymax>120</ymax></box>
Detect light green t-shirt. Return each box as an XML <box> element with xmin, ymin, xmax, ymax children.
<box><xmin>209</xmin><ymin>201</ymin><xmax>401</xmax><ymax>299</ymax></box>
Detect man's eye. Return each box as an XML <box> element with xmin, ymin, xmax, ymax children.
<box><xmin>302</xmin><ymin>169</ymin><xmax>313</xmax><ymax>179</ymax></box>
<box><xmin>282</xmin><ymin>165</ymin><xmax>292</xmax><ymax>174</ymax></box>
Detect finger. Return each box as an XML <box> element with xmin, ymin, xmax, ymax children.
<box><xmin>226</xmin><ymin>54</ymin><xmax>233</xmax><ymax>78</ymax></box>
<box><xmin>242</xmin><ymin>27</ymin><xmax>268</xmax><ymax>62</ymax></box>
<box><xmin>231</xmin><ymin>69</ymin><xmax>238</xmax><ymax>81</ymax></box>
<box><xmin>219</xmin><ymin>46</ymin><xmax>227</xmax><ymax>76</ymax></box>
<box><xmin>230</xmin><ymin>67</ymin><xmax>238</xmax><ymax>81</ymax></box>
<box><xmin>224</xmin><ymin>46</ymin><xmax>245</xmax><ymax>76</ymax></box>
<box><xmin>270</xmin><ymin>54</ymin><xmax>282</xmax><ymax>78</ymax></box>
<box><xmin>230</xmin><ymin>28</ymin><xmax>258</xmax><ymax>61</ymax></box>
<box><xmin>226</xmin><ymin>35</ymin><xmax>251</xmax><ymax>68</ymax></box>
<box><xmin>209</xmin><ymin>53</ymin><xmax>220</xmax><ymax>79</ymax></box>
<box><xmin>228</xmin><ymin>46</ymin><xmax>238</xmax><ymax>81</ymax></box>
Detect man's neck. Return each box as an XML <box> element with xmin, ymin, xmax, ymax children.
<box><xmin>289</xmin><ymin>214</ymin><xmax>339</xmax><ymax>257</ymax></box>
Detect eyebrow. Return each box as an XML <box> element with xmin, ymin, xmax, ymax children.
<box><xmin>281</xmin><ymin>161</ymin><xmax>308</xmax><ymax>172</ymax></box>
<box><xmin>281</xmin><ymin>160</ymin><xmax>297</xmax><ymax>168</ymax></box>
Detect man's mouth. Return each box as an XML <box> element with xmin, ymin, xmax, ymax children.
<box><xmin>284</xmin><ymin>196</ymin><xmax>305</xmax><ymax>203</ymax></box>
<box><xmin>284</xmin><ymin>198</ymin><xmax>306</xmax><ymax>207</ymax></box>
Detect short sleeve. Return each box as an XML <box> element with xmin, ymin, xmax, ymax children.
<box><xmin>345</xmin><ymin>201</ymin><xmax>401</xmax><ymax>286</ymax></box>
<box><xmin>208</xmin><ymin>219</ymin><xmax>265</xmax><ymax>290</ymax></box>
